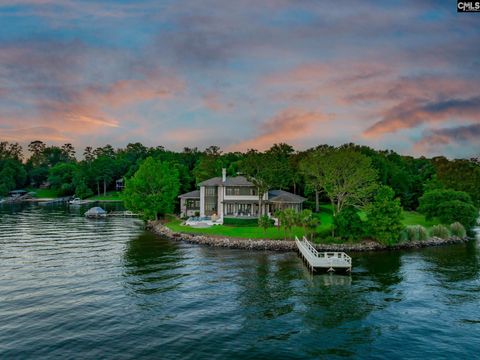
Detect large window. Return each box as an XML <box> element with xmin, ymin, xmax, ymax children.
<box><xmin>204</xmin><ymin>187</ymin><xmax>218</xmax><ymax>215</ymax></box>
<box><xmin>186</xmin><ymin>199</ymin><xmax>200</xmax><ymax>210</ymax></box>
<box><xmin>225</xmin><ymin>187</ymin><xmax>257</xmax><ymax>196</ymax></box>
<box><xmin>205</xmin><ymin>187</ymin><xmax>217</xmax><ymax>196</ymax></box>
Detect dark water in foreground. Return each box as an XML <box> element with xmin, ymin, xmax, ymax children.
<box><xmin>1</xmin><ymin>204</ymin><xmax>479</xmax><ymax>359</ymax></box>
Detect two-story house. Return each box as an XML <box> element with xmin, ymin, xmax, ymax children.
<box><xmin>178</xmin><ymin>169</ymin><xmax>306</xmax><ymax>219</ymax></box>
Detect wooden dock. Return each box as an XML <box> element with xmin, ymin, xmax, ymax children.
<box><xmin>107</xmin><ymin>211</ymin><xmax>139</xmax><ymax>217</ymax></box>
<box><xmin>295</xmin><ymin>236</ymin><xmax>352</xmax><ymax>273</ymax></box>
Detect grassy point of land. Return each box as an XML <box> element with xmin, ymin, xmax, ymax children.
<box><xmin>164</xmin><ymin>205</ymin><xmax>442</xmax><ymax>243</ymax></box>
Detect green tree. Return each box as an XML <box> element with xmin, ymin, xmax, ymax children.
<box><xmin>193</xmin><ymin>146</ymin><xmax>223</xmax><ymax>184</ymax></box>
<box><xmin>264</xmin><ymin>143</ymin><xmax>295</xmax><ymax>190</ymax></box>
<box><xmin>298</xmin><ymin>209</ymin><xmax>319</xmax><ymax>240</ymax></box>
<box><xmin>301</xmin><ymin>148</ymin><xmax>378</xmax><ymax>236</ymax></box>
<box><xmin>418</xmin><ymin>189</ymin><xmax>474</xmax><ymax>220</ymax></box>
<box><xmin>123</xmin><ymin>157</ymin><xmax>180</xmax><ymax>220</ymax></box>
<box><xmin>366</xmin><ymin>186</ymin><xmax>404</xmax><ymax>245</ymax></box>
<box><xmin>334</xmin><ymin>207</ymin><xmax>365</xmax><ymax>242</ymax></box>
<box><xmin>241</xmin><ymin>150</ymin><xmax>276</xmax><ymax>216</ymax></box>
<box><xmin>433</xmin><ymin>157</ymin><xmax>480</xmax><ymax>206</ymax></box>
<box><xmin>0</xmin><ymin>158</ymin><xmax>27</xmax><ymax>196</ymax></box>
<box><xmin>48</xmin><ymin>162</ymin><xmax>78</xmax><ymax>195</ymax></box>
<box><xmin>275</xmin><ymin>208</ymin><xmax>298</xmax><ymax>240</ymax></box>
<box><xmin>437</xmin><ymin>200</ymin><xmax>478</xmax><ymax>230</ymax></box>
<box><xmin>258</xmin><ymin>215</ymin><xmax>272</xmax><ymax>233</ymax></box>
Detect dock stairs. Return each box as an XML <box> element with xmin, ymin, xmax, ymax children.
<box><xmin>295</xmin><ymin>236</ymin><xmax>352</xmax><ymax>273</ymax></box>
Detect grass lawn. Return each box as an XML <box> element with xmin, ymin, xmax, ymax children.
<box><xmin>166</xmin><ymin>218</ymin><xmax>311</xmax><ymax>240</ymax></box>
<box><xmin>401</xmin><ymin>211</ymin><xmax>440</xmax><ymax>228</ymax></box>
<box><xmin>164</xmin><ymin>203</ymin><xmax>440</xmax><ymax>242</ymax></box>
<box><xmin>87</xmin><ymin>191</ymin><xmax>123</xmax><ymax>201</ymax></box>
<box><xmin>27</xmin><ymin>188</ymin><xmax>61</xmax><ymax>199</ymax></box>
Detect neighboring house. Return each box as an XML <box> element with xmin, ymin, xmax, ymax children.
<box><xmin>178</xmin><ymin>169</ymin><xmax>306</xmax><ymax>219</ymax></box>
<box><xmin>115</xmin><ymin>178</ymin><xmax>125</xmax><ymax>191</ymax></box>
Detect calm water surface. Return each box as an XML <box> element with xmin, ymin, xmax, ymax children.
<box><xmin>1</xmin><ymin>204</ymin><xmax>479</xmax><ymax>359</ymax></box>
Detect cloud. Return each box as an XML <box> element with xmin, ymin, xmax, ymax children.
<box><xmin>364</xmin><ymin>97</ymin><xmax>480</xmax><ymax>137</ymax></box>
<box><xmin>229</xmin><ymin>108</ymin><xmax>332</xmax><ymax>151</ymax></box>
<box><xmin>0</xmin><ymin>125</ymin><xmax>72</xmax><ymax>142</ymax></box>
<box><xmin>414</xmin><ymin>123</ymin><xmax>480</xmax><ymax>154</ymax></box>
<box><xmin>0</xmin><ymin>39</ymin><xmax>184</xmax><ymax>144</ymax></box>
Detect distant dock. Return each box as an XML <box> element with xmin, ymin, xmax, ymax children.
<box><xmin>295</xmin><ymin>236</ymin><xmax>352</xmax><ymax>273</ymax></box>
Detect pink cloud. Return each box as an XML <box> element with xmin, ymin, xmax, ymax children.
<box><xmin>413</xmin><ymin>123</ymin><xmax>480</xmax><ymax>154</ymax></box>
<box><xmin>229</xmin><ymin>108</ymin><xmax>333</xmax><ymax>151</ymax></box>
<box><xmin>363</xmin><ymin>97</ymin><xmax>480</xmax><ymax>138</ymax></box>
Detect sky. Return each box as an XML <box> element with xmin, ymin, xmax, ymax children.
<box><xmin>0</xmin><ymin>0</ymin><xmax>479</xmax><ymax>158</ymax></box>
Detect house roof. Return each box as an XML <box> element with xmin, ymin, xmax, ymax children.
<box><xmin>198</xmin><ymin>175</ymin><xmax>253</xmax><ymax>187</ymax></box>
<box><xmin>268</xmin><ymin>190</ymin><xmax>306</xmax><ymax>203</ymax></box>
<box><xmin>178</xmin><ymin>190</ymin><xmax>200</xmax><ymax>199</ymax></box>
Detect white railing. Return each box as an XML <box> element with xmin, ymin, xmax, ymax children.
<box><xmin>296</xmin><ymin>236</ymin><xmax>352</xmax><ymax>265</ymax></box>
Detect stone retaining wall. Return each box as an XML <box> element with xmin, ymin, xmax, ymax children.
<box><xmin>147</xmin><ymin>221</ymin><xmax>471</xmax><ymax>253</ymax></box>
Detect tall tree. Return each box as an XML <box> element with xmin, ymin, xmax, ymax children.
<box><xmin>193</xmin><ymin>146</ymin><xmax>223</xmax><ymax>184</ymax></box>
<box><xmin>61</xmin><ymin>143</ymin><xmax>76</xmax><ymax>161</ymax></box>
<box><xmin>123</xmin><ymin>157</ymin><xmax>180</xmax><ymax>220</ymax></box>
<box><xmin>240</xmin><ymin>150</ymin><xmax>277</xmax><ymax>216</ymax></box>
<box><xmin>366</xmin><ymin>186</ymin><xmax>404</xmax><ymax>246</ymax></box>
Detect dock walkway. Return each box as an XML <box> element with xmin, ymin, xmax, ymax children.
<box><xmin>295</xmin><ymin>236</ymin><xmax>352</xmax><ymax>273</ymax></box>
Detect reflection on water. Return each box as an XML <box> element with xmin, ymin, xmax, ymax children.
<box><xmin>1</xmin><ymin>204</ymin><xmax>480</xmax><ymax>359</ymax></box>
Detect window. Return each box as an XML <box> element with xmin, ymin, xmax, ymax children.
<box><xmin>225</xmin><ymin>187</ymin><xmax>257</xmax><ymax>196</ymax></box>
<box><xmin>204</xmin><ymin>186</ymin><xmax>218</xmax><ymax>215</ymax></box>
<box><xmin>186</xmin><ymin>199</ymin><xmax>200</xmax><ymax>210</ymax></box>
<box><xmin>205</xmin><ymin>187</ymin><xmax>217</xmax><ymax>196</ymax></box>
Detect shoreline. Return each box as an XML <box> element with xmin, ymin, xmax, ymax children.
<box><xmin>147</xmin><ymin>221</ymin><xmax>472</xmax><ymax>253</ymax></box>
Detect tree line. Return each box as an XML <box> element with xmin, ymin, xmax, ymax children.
<box><xmin>1</xmin><ymin>140</ymin><xmax>479</xmax><ymax>241</ymax></box>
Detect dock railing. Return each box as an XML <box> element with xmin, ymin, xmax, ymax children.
<box><xmin>295</xmin><ymin>236</ymin><xmax>352</xmax><ymax>271</ymax></box>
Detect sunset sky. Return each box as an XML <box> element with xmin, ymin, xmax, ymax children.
<box><xmin>0</xmin><ymin>0</ymin><xmax>479</xmax><ymax>158</ymax></box>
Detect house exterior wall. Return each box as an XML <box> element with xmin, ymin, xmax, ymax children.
<box><xmin>195</xmin><ymin>180</ymin><xmax>303</xmax><ymax>219</ymax></box>
<box><xmin>180</xmin><ymin>198</ymin><xmax>200</xmax><ymax>217</ymax></box>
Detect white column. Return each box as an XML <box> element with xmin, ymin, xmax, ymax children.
<box><xmin>200</xmin><ymin>186</ymin><xmax>205</xmax><ymax>217</ymax></box>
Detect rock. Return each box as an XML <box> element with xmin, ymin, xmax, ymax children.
<box><xmin>146</xmin><ymin>220</ymin><xmax>471</xmax><ymax>253</ymax></box>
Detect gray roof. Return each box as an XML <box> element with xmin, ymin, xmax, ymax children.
<box><xmin>178</xmin><ymin>190</ymin><xmax>200</xmax><ymax>199</ymax></box>
<box><xmin>198</xmin><ymin>176</ymin><xmax>253</xmax><ymax>187</ymax></box>
<box><xmin>268</xmin><ymin>190</ymin><xmax>306</xmax><ymax>203</ymax></box>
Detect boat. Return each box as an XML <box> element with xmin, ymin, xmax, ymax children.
<box><xmin>69</xmin><ymin>197</ymin><xmax>91</xmax><ymax>205</ymax></box>
<box><xmin>84</xmin><ymin>207</ymin><xmax>107</xmax><ymax>218</ymax></box>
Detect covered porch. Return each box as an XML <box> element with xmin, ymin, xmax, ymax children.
<box><xmin>223</xmin><ymin>200</ymin><xmax>263</xmax><ymax>218</ymax></box>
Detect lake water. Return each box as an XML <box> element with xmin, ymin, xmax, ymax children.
<box><xmin>1</xmin><ymin>204</ymin><xmax>479</xmax><ymax>359</ymax></box>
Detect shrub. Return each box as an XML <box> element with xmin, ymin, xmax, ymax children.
<box><xmin>430</xmin><ymin>225</ymin><xmax>450</xmax><ymax>239</ymax></box>
<box><xmin>403</xmin><ymin>225</ymin><xmax>428</xmax><ymax>242</ymax></box>
<box><xmin>334</xmin><ymin>206</ymin><xmax>365</xmax><ymax>242</ymax></box>
<box><xmin>450</xmin><ymin>222</ymin><xmax>466</xmax><ymax>238</ymax></box>
<box><xmin>223</xmin><ymin>217</ymin><xmax>260</xmax><ymax>226</ymax></box>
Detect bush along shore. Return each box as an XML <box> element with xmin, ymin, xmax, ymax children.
<box><xmin>147</xmin><ymin>221</ymin><xmax>471</xmax><ymax>253</ymax></box>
